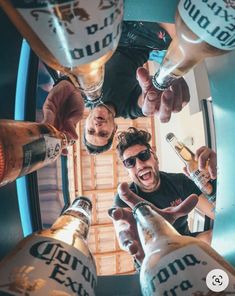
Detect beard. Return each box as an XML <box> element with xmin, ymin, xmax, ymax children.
<box><xmin>135</xmin><ymin>165</ymin><xmax>160</xmax><ymax>192</ymax></box>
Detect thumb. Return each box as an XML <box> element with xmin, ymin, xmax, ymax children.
<box><xmin>118</xmin><ymin>182</ymin><xmax>145</xmax><ymax>209</ymax></box>
<box><xmin>136</xmin><ymin>67</ymin><xmax>152</xmax><ymax>92</ymax></box>
<box><xmin>42</xmin><ymin>108</ymin><xmax>56</xmax><ymax>125</ymax></box>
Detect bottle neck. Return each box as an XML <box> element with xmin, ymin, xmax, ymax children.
<box><xmin>134</xmin><ymin>203</ymin><xmax>180</xmax><ymax>254</ymax></box>
<box><xmin>51</xmin><ymin>213</ymin><xmax>90</xmax><ymax>241</ymax></box>
<box><xmin>167</xmin><ymin>134</ymin><xmax>194</xmax><ymax>165</ymax></box>
<box><xmin>51</xmin><ymin>198</ymin><xmax>92</xmax><ymax>242</ymax></box>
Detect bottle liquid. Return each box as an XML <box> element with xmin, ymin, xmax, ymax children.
<box><xmin>152</xmin><ymin>0</ymin><xmax>235</xmax><ymax>90</ymax></box>
<box><xmin>0</xmin><ymin>119</ymin><xmax>69</xmax><ymax>187</ymax></box>
<box><xmin>133</xmin><ymin>201</ymin><xmax>235</xmax><ymax>296</ymax></box>
<box><xmin>166</xmin><ymin>132</ymin><xmax>216</xmax><ymax>201</ymax></box>
<box><xmin>0</xmin><ymin>196</ymin><xmax>97</xmax><ymax>296</ymax></box>
<box><xmin>0</xmin><ymin>0</ymin><xmax>123</xmax><ymax>100</ymax></box>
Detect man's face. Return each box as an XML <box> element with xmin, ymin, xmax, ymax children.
<box><xmin>122</xmin><ymin>144</ymin><xmax>160</xmax><ymax>192</ymax></box>
<box><xmin>85</xmin><ymin>105</ymin><xmax>116</xmax><ymax>146</ymax></box>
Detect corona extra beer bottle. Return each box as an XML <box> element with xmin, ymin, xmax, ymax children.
<box><xmin>0</xmin><ymin>119</ymin><xmax>69</xmax><ymax>187</ymax></box>
<box><xmin>0</xmin><ymin>0</ymin><xmax>123</xmax><ymax>100</ymax></box>
<box><xmin>166</xmin><ymin>132</ymin><xmax>216</xmax><ymax>201</ymax></box>
<box><xmin>133</xmin><ymin>201</ymin><xmax>235</xmax><ymax>295</ymax></box>
<box><xmin>152</xmin><ymin>0</ymin><xmax>235</xmax><ymax>90</ymax></box>
<box><xmin>0</xmin><ymin>196</ymin><xmax>97</xmax><ymax>296</ymax></box>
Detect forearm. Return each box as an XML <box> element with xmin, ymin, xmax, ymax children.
<box><xmin>196</xmin><ymin>194</ymin><xmax>215</xmax><ymax>220</ymax></box>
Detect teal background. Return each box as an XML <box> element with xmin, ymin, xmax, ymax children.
<box><xmin>206</xmin><ymin>51</ymin><xmax>235</xmax><ymax>266</ymax></box>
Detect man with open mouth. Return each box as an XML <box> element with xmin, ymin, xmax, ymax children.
<box><xmin>109</xmin><ymin>127</ymin><xmax>216</xmax><ymax>268</ymax></box>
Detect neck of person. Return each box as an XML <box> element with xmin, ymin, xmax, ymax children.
<box><xmin>140</xmin><ymin>178</ymin><xmax>161</xmax><ymax>193</ymax></box>
<box><xmin>103</xmin><ymin>103</ymin><xmax>116</xmax><ymax>118</ymax></box>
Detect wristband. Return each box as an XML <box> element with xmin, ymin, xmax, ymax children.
<box><xmin>53</xmin><ymin>75</ymin><xmax>74</xmax><ymax>87</ymax></box>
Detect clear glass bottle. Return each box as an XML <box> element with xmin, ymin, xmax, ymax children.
<box><xmin>152</xmin><ymin>0</ymin><xmax>235</xmax><ymax>90</ymax></box>
<box><xmin>0</xmin><ymin>119</ymin><xmax>68</xmax><ymax>187</ymax></box>
<box><xmin>133</xmin><ymin>202</ymin><xmax>235</xmax><ymax>296</ymax></box>
<box><xmin>166</xmin><ymin>132</ymin><xmax>216</xmax><ymax>201</ymax></box>
<box><xmin>0</xmin><ymin>0</ymin><xmax>123</xmax><ymax>100</ymax></box>
<box><xmin>0</xmin><ymin>196</ymin><xmax>97</xmax><ymax>296</ymax></box>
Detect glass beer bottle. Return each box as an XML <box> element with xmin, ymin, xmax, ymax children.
<box><xmin>166</xmin><ymin>132</ymin><xmax>216</xmax><ymax>201</ymax></box>
<box><xmin>0</xmin><ymin>119</ymin><xmax>69</xmax><ymax>187</ymax></box>
<box><xmin>0</xmin><ymin>196</ymin><xmax>97</xmax><ymax>296</ymax></box>
<box><xmin>133</xmin><ymin>201</ymin><xmax>235</xmax><ymax>295</ymax></box>
<box><xmin>152</xmin><ymin>0</ymin><xmax>235</xmax><ymax>90</ymax></box>
<box><xmin>0</xmin><ymin>0</ymin><xmax>123</xmax><ymax>101</ymax></box>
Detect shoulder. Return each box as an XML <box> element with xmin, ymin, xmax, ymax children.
<box><xmin>160</xmin><ymin>171</ymin><xmax>189</xmax><ymax>183</ymax></box>
<box><xmin>160</xmin><ymin>171</ymin><xmax>201</xmax><ymax>197</ymax></box>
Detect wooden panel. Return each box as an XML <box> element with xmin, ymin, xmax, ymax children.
<box><xmin>70</xmin><ymin>107</ymin><xmax>156</xmax><ymax>275</ymax></box>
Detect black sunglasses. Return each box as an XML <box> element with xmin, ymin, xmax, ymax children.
<box><xmin>123</xmin><ymin>149</ymin><xmax>151</xmax><ymax>168</ymax></box>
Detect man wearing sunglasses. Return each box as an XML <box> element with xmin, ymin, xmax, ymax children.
<box><xmin>108</xmin><ymin>127</ymin><xmax>216</xmax><ymax>268</ymax></box>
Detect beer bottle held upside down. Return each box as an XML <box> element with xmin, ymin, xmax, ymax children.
<box><xmin>0</xmin><ymin>119</ymin><xmax>69</xmax><ymax>187</ymax></box>
<box><xmin>0</xmin><ymin>0</ymin><xmax>123</xmax><ymax>101</ymax></box>
<box><xmin>0</xmin><ymin>196</ymin><xmax>97</xmax><ymax>296</ymax></box>
<box><xmin>166</xmin><ymin>132</ymin><xmax>216</xmax><ymax>201</ymax></box>
<box><xmin>152</xmin><ymin>0</ymin><xmax>235</xmax><ymax>90</ymax></box>
<box><xmin>133</xmin><ymin>201</ymin><xmax>235</xmax><ymax>296</ymax></box>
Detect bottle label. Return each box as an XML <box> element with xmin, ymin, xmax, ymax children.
<box><xmin>178</xmin><ymin>0</ymin><xmax>235</xmax><ymax>50</ymax></box>
<box><xmin>140</xmin><ymin>245</ymin><xmax>235</xmax><ymax>295</ymax></box>
<box><xmin>190</xmin><ymin>169</ymin><xmax>213</xmax><ymax>195</ymax></box>
<box><xmin>20</xmin><ymin>135</ymin><xmax>61</xmax><ymax>176</ymax></box>
<box><xmin>0</xmin><ymin>236</ymin><xmax>97</xmax><ymax>296</ymax></box>
<box><xmin>13</xmin><ymin>0</ymin><xmax>123</xmax><ymax>67</ymax></box>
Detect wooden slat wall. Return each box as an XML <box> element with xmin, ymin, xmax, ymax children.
<box><xmin>70</xmin><ymin>108</ymin><xmax>156</xmax><ymax>275</ymax></box>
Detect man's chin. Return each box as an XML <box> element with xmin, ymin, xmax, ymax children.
<box><xmin>139</xmin><ymin>180</ymin><xmax>157</xmax><ymax>191</ymax></box>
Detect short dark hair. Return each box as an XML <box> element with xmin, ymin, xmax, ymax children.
<box><xmin>116</xmin><ymin>127</ymin><xmax>152</xmax><ymax>158</ymax></box>
<box><xmin>83</xmin><ymin>129</ymin><xmax>116</xmax><ymax>155</ymax></box>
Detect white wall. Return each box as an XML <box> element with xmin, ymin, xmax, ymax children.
<box><xmin>154</xmin><ymin>106</ymin><xmax>205</xmax><ymax>173</ymax></box>
<box><xmin>149</xmin><ymin>62</ymin><xmax>207</xmax><ymax>174</ymax></box>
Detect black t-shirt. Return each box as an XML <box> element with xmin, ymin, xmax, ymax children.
<box><xmin>114</xmin><ymin>171</ymin><xmax>202</xmax><ymax>235</ymax></box>
<box><xmin>101</xmin><ymin>21</ymin><xmax>172</xmax><ymax>119</ymax></box>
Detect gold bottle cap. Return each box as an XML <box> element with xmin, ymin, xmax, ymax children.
<box><xmin>0</xmin><ymin>141</ymin><xmax>6</xmax><ymax>183</ymax></box>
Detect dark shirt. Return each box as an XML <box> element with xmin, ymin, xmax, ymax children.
<box><xmin>114</xmin><ymin>171</ymin><xmax>202</xmax><ymax>236</ymax></box>
<box><xmin>86</xmin><ymin>21</ymin><xmax>172</xmax><ymax>118</ymax></box>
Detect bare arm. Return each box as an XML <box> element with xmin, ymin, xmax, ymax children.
<box><xmin>196</xmin><ymin>193</ymin><xmax>215</xmax><ymax>220</ymax></box>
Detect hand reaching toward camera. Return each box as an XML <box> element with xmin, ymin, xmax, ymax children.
<box><xmin>42</xmin><ymin>80</ymin><xmax>84</xmax><ymax>142</ymax></box>
<box><xmin>108</xmin><ymin>182</ymin><xmax>198</xmax><ymax>266</ymax></box>
<box><xmin>183</xmin><ymin>146</ymin><xmax>217</xmax><ymax>180</ymax></box>
<box><xmin>137</xmin><ymin>67</ymin><xmax>190</xmax><ymax>122</ymax></box>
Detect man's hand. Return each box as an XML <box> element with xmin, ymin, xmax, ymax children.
<box><xmin>183</xmin><ymin>146</ymin><xmax>217</xmax><ymax>180</ymax></box>
<box><xmin>42</xmin><ymin>80</ymin><xmax>84</xmax><ymax>142</ymax></box>
<box><xmin>137</xmin><ymin>67</ymin><xmax>190</xmax><ymax>122</ymax></box>
<box><xmin>108</xmin><ymin>182</ymin><xmax>198</xmax><ymax>265</ymax></box>
<box><xmin>196</xmin><ymin>146</ymin><xmax>217</xmax><ymax>179</ymax></box>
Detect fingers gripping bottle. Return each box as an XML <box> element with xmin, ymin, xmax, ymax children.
<box><xmin>0</xmin><ymin>0</ymin><xmax>123</xmax><ymax>101</ymax></box>
<box><xmin>133</xmin><ymin>202</ymin><xmax>235</xmax><ymax>296</ymax></box>
<box><xmin>166</xmin><ymin>132</ymin><xmax>216</xmax><ymax>201</ymax></box>
<box><xmin>152</xmin><ymin>0</ymin><xmax>235</xmax><ymax>91</ymax></box>
<box><xmin>0</xmin><ymin>196</ymin><xmax>97</xmax><ymax>296</ymax></box>
<box><xmin>0</xmin><ymin>119</ymin><xmax>69</xmax><ymax>187</ymax></box>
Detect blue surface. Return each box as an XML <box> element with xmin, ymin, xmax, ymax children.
<box><xmin>14</xmin><ymin>40</ymin><xmax>33</xmax><ymax>237</ymax></box>
<box><xmin>206</xmin><ymin>51</ymin><xmax>235</xmax><ymax>266</ymax></box>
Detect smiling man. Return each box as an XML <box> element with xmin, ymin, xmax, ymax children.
<box><xmin>83</xmin><ymin>103</ymin><xmax>117</xmax><ymax>154</ymax></box>
<box><xmin>114</xmin><ymin>127</ymin><xmax>216</xmax><ymax>239</ymax></box>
